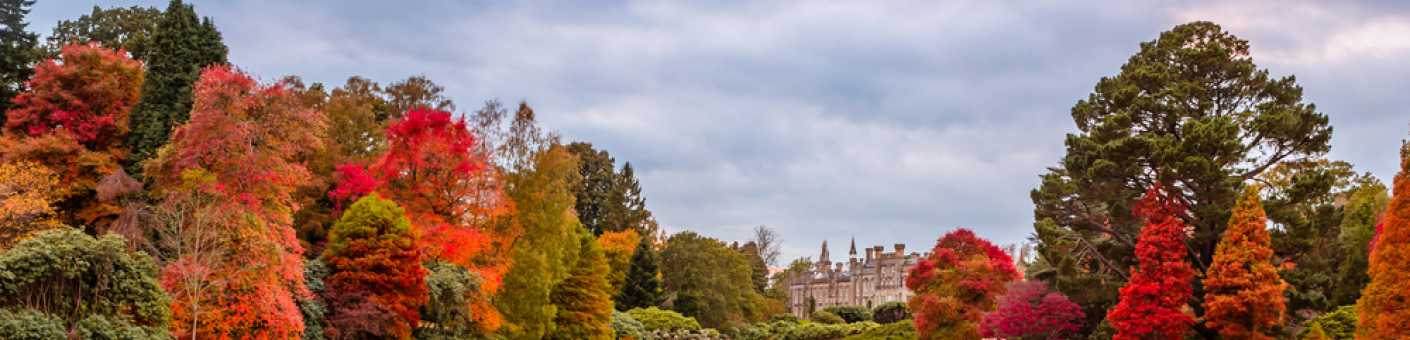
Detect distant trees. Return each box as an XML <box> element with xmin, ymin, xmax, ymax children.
<box><xmin>45</xmin><ymin>5</ymin><xmax>161</xmax><ymax>60</ymax></box>
<box><xmin>320</xmin><ymin>195</ymin><xmax>426</xmax><ymax>339</ymax></box>
<box><xmin>905</xmin><ymin>228</ymin><xmax>1019</xmax><ymax>339</ymax></box>
<box><xmin>1203</xmin><ymin>186</ymin><xmax>1286</xmax><ymax>338</ymax></box>
<box><xmin>567</xmin><ymin>142</ymin><xmax>654</xmax><ymax>236</ymax></box>
<box><xmin>617</xmin><ymin>235</ymin><xmax>663</xmax><ymax>311</ymax></box>
<box><xmin>1356</xmin><ymin>141</ymin><xmax>1410</xmax><ymax>338</ymax></box>
<box><xmin>979</xmin><ymin>281</ymin><xmax>1084</xmax><ymax>340</ymax></box>
<box><xmin>661</xmin><ymin>231</ymin><xmax>766</xmax><ymax>329</ymax></box>
<box><xmin>1106</xmin><ymin>185</ymin><xmax>1195</xmax><ymax>339</ymax></box>
<box><xmin>126</xmin><ymin>0</ymin><xmax>227</xmax><ymax>170</ymax></box>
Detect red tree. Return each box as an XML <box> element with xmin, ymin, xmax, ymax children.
<box><xmin>1107</xmin><ymin>184</ymin><xmax>1195</xmax><ymax>339</ymax></box>
<box><xmin>149</xmin><ymin>65</ymin><xmax>324</xmax><ymax>338</ymax></box>
<box><xmin>0</xmin><ymin>43</ymin><xmax>143</xmax><ymax>228</ymax></box>
<box><xmin>905</xmin><ymin>228</ymin><xmax>1020</xmax><ymax>339</ymax></box>
<box><xmin>322</xmin><ymin>195</ymin><xmax>426</xmax><ymax>339</ymax></box>
<box><xmin>980</xmin><ymin>281</ymin><xmax>1085</xmax><ymax>340</ymax></box>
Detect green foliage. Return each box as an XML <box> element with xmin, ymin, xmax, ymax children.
<box><xmin>566</xmin><ymin>142</ymin><xmax>654</xmax><ymax>236</ymax></box>
<box><xmin>625</xmin><ymin>307</ymin><xmax>702</xmax><ymax>332</ymax></box>
<box><xmin>1332</xmin><ymin>181</ymin><xmax>1389</xmax><ymax>306</ymax></box>
<box><xmin>1300</xmin><ymin>305</ymin><xmax>1355</xmax><ymax>340</ymax></box>
<box><xmin>1261</xmin><ymin>160</ymin><xmax>1371</xmax><ymax>319</ymax></box>
<box><xmin>842</xmin><ymin>320</ymin><xmax>917</xmax><ymax>340</ymax></box>
<box><xmin>548</xmin><ymin>229</ymin><xmax>615</xmax><ymax>340</ymax></box>
<box><xmin>0</xmin><ymin>228</ymin><xmax>170</xmax><ymax>337</ymax></box>
<box><xmin>0</xmin><ymin>0</ymin><xmax>40</xmax><ymax>118</ymax></box>
<box><xmin>810</xmin><ymin>310</ymin><xmax>846</xmax><ymax>325</ymax></box>
<box><xmin>0</xmin><ymin>308</ymin><xmax>65</xmax><ymax>340</ymax></box>
<box><xmin>45</xmin><ymin>5</ymin><xmax>161</xmax><ymax>60</ymax></box>
<box><xmin>126</xmin><ymin>0</ymin><xmax>227</xmax><ymax>172</ymax></box>
<box><xmin>417</xmin><ymin>261</ymin><xmax>483</xmax><ymax>339</ymax></box>
<box><xmin>617</xmin><ymin>235</ymin><xmax>663</xmax><ymax>310</ymax></box>
<box><xmin>780</xmin><ymin>321</ymin><xmax>880</xmax><ymax>340</ymax></box>
<box><xmin>299</xmin><ymin>259</ymin><xmax>328</xmax><ymax>340</ymax></box>
<box><xmin>611</xmin><ymin>310</ymin><xmax>645</xmax><ymax>339</ymax></box>
<box><xmin>871</xmin><ymin>302</ymin><xmax>909</xmax><ymax>324</ymax></box>
<box><xmin>497</xmin><ymin>145</ymin><xmax>584</xmax><ymax>338</ymax></box>
<box><xmin>1030</xmin><ymin>21</ymin><xmax>1333</xmax><ymax>333</ymax></box>
<box><xmin>661</xmin><ymin>231</ymin><xmax>768</xmax><ymax>328</ymax></box>
<box><xmin>823</xmin><ymin>306</ymin><xmax>872</xmax><ymax>324</ymax></box>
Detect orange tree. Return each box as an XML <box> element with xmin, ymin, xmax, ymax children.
<box><xmin>321</xmin><ymin>195</ymin><xmax>427</xmax><ymax>339</ymax></box>
<box><xmin>1357</xmin><ymin>140</ymin><xmax>1410</xmax><ymax>338</ymax></box>
<box><xmin>905</xmin><ymin>228</ymin><xmax>1019</xmax><ymax>339</ymax></box>
<box><xmin>1203</xmin><ymin>186</ymin><xmax>1286</xmax><ymax>338</ymax></box>
<box><xmin>1107</xmin><ymin>184</ymin><xmax>1195</xmax><ymax>339</ymax></box>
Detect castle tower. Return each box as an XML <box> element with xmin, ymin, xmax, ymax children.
<box><xmin>820</xmin><ymin>240</ymin><xmax>830</xmax><ymax>263</ymax></box>
<box><xmin>849</xmin><ymin>238</ymin><xmax>858</xmax><ymax>258</ymax></box>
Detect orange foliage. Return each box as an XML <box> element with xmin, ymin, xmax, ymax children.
<box><xmin>0</xmin><ymin>161</ymin><xmax>63</xmax><ymax>248</ymax></box>
<box><xmin>598</xmin><ymin>229</ymin><xmax>640</xmax><ymax>293</ymax></box>
<box><xmin>1357</xmin><ymin>142</ymin><xmax>1410</xmax><ymax>338</ymax></box>
<box><xmin>1203</xmin><ymin>185</ymin><xmax>1286</xmax><ymax>338</ymax></box>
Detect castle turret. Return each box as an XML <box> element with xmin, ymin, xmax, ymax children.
<box><xmin>820</xmin><ymin>240</ymin><xmax>830</xmax><ymax>263</ymax></box>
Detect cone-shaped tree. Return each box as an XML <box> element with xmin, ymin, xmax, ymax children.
<box><xmin>126</xmin><ymin>0</ymin><xmax>226</xmax><ymax>171</ymax></box>
<box><xmin>616</xmin><ymin>235</ymin><xmax>662</xmax><ymax>310</ymax></box>
<box><xmin>321</xmin><ymin>195</ymin><xmax>426</xmax><ymax>339</ymax></box>
<box><xmin>1107</xmin><ymin>184</ymin><xmax>1195</xmax><ymax>339</ymax></box>
<box><xmin>548</xmin><ymin>229</ymin><xmax>614</xmax><ymax>340</ymax></box>
<box><xmin>905</xmin><ymin>228</ymin><xmax>1019</xmax><ymax>339</ymax></box>
<box><xmin>1357</xmin><ymin>140</ymin><xmax>1410</xmax><ymax>338</ymax></box>
<box><xmin>1203</xmin><ymin>185</ymin><xmax>1286</xmax><ymax>338</ymax></box>
<box><xmin>0</xmin><ymin>0</ymin><xmax>40</xmax><ymax>118</ymax></box>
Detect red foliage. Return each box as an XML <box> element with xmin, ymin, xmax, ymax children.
<box><xmin>1107</xmin><ymin>184</ymin><xmax>1195</xmax><ymax>340</ymax></box>
<box><xmin>151</xmin><ymin>65</ymin><xmax>324</xmax><ymax>338</ymax></box>
<box><xmin>980</xmin><ymin>281</ymin><xmax>1085</xmax><ymax>339</ymax></box>
<box><xmin>5</xmin><ymin>44</ymin><xmax>142</xmax><ymax>148</ymax></box>
<box><xmin>322</xmin><ymin>195</ymin><xmax>426</xmax><ymax>339</ymax></box>
<box><xmin>905</xmin><ymin>228</ymin><xmax>1020</xmax><ymax>339</ymax></box>
<box><xmin>328</xmin><ymin>164</ymin><xmax>378</xmax><ymax>211</ymax></box>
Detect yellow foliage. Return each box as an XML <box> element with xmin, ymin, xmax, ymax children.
<box><xmin>0</xmin><ymin>161</ymin><xmax>64</xmax><ymax>248</ymax></box>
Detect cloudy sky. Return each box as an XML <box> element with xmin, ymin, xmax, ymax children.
<box><xmin>28</xmin><ymin>1</ymin><xmax>1410</xmax><ymax>263</ymax></box>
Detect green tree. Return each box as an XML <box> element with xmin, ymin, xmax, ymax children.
<box><xmin>735</xmin><ymin>241</ymin><xmax>770</xmax><ymax>293</ymax></box>
<box><xmin>45</xmin><ymin>6</ymin><xmax>161</xmax><ymax>60</ymax></box>
<box><xmin>1029</xmin><ymin>21</ymin><xmax>1332</xmax><ymax>332</ymax></box>
<box><xmin>617</xmin><ymin>235</ymin><xmax>663</xmax><ymax>310</ymax></box>
<box><xmin>549</xmin><ymin>229</ymin><xmax>615</xmax><ymax>340</ymax></box>
<box><xmin>0</xmin><ymin>228</ymin><xmax>170</xmax><ymax>337</ymax></box>
<box><xmin>660</xmin><ymin>231</ymin><xmax>766</xmax><ymax>328</ymax></box>
<box><xmin>382</xmin><ymin>75</ymin><xmax>454</xmax><ymax>121</ymax></box>
<box><xmin>0</xmin><ymin>0</ymin><xmax>38</xmax><ymax>121</ymax></box>
<box><xmin>495</xmin><ymin>145</ymin><xmax>584</xmax><ymax>338</ymax></box>
<box><xmin>567</xmin><ymin>142</ymin><xmax>654</xmax><ymax>236</ymax></box>
<box><xmin>1332</xmin><ymin>180</ymin><xmax>1389</xmax><ymax>306</ymax></box>
<box><xmin>1260</xmin><ymin>160</ymin><xmax>1366</xmax><ymax>317</ymax></box>
<box><xmin>416</xmin><ymin>261</ymin><xmax>482</xmax><ymax>339</ymax></box>
<box><xmin>320</xmin><ymin>195</ymin><xmax>427</xmax><ymax>339</ymax></box>
<box><xmin>126</xmin><ymin>0</ymin><xmax>227</xmax><ymax>172</ymax></box>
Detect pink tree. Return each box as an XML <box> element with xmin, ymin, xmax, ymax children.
<box><xmin>980</xmin><ymin>281</ymin><xmax>1085</xmax><ymax>340</ymax></box>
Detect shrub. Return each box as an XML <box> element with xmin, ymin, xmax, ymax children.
<box><xmin>612</xmin><ymin>310</ymin><xmax>645</xmax><ymax>339</ymax></box>
<box><xmin>0</xmin><ymin>309</ymin><xmax>65</xmax><ymax>340</ymax></box>
<box><xmin>872</xmin><ymin>302</ymin><xmax>910</xmax><ymax>324</ymax></box>
<box><xmin>780</xmin><ymin>321</ymin><xmax>879</xmax><ymax>340</ymax></box>
<box><xmin>825</xmin><ymin>306</ymin><xmax>873</xmax><ymax>323</ymax></box>
<box><xmin>1300</xmin><ymin>306</ymin><xmax>1355</xmax><ymax>340</ymax></box>
<box><xmin>769</xmin><ymin>313</ymin><xmax>800</xmax><ymax>323</ymax></box>
<box><xmin>626</xmin><ymin>307</ymin><xmax>701</xmax><ymax>332</ymax></box>
<box><xmin>811</xmin><ymin>310</ymin><xmax>846</xmax><ymax>325</ymax></box>
<box><xmin>843</xmin><ymin>320</ymin><xmax>917</xmax><ymax>340</ymax></box>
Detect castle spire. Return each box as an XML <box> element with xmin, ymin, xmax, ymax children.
<box><xmin>849</xmin><ymin>237</ymin><xmax>857</xmax><ymax>257</ymax></box>
<box><xmin>820</xmin><ymin>240</ymin><xmax>830</xmax><ymax>263</ymax></box>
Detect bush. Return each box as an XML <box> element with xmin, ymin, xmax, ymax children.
<box><xmin>627</xmin><ymin>307</ymin><xmax>702</xmax><ymax>332</ymax></box>
<box><xmin>842</xmin><ymin>320</ymin><xmax>916</xmax><ymax>340</ymax></box>
<box><xmin>0</xmin><ymin>309</ymin><xmax>65</xmax><ymax>340</ymax></box>
<box><xmin>780</xmin><ymin>321</ymin><xmax>880</xmax><ymax>340</ymax></box>
<box><xmin>612</xmin><ymin>310</ymin><xmax>645</xmax><ymax>339</ymax></box>
<box><xmin>811</xmin><ymin>310</ymin><xmax>846</xmax><ymax>325</ymax></box>
<box><xmin>871</xmin><ymin>302</ymin><xmax>909</xmax><ymax>324</ymax></box>
<box><xmin>769</xmin><ymin>313</ymin><xmax>800</xmax><ymax>323</ymax></box>
<box><xmin>1300</xmin><ymin>306</ymin><xmax>1356</xmax><ymax>340</ymax></box>
<box><xmin>824</xmin><ymin>306</ymin><xmax>872</xmax><ymax>323</ymax></box>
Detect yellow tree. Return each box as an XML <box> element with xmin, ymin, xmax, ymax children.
<box><xmin>0</xmin><ymin>161</ymin><xmax>62</xmax><ymax>248</ymax></box>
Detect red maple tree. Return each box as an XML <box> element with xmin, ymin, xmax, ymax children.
<box><xmin>1107</xmin><ymin>183</ymin><xmax>1195</xmax><ymax>339</ymax></box>
<box><xmin>905</xmin><ymin>228</ymin><xmax>1020</xmax><ymax>339</ymax></box>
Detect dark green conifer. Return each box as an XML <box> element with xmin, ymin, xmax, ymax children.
<box><xmin>126</xmin><ymin>0</ymin><xmax>227</xmax><ymax>173</ymax></box>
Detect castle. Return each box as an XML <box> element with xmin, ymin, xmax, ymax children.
<box><xmin>787</xmin><ymin>238</ymin><xmax>924</xmax><ymax>318</ymax></box>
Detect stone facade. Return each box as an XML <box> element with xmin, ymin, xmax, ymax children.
<box><xmin>787</xmin><ymin>238</ymin><xmax>923</xmax><ymax>318</ymax></box>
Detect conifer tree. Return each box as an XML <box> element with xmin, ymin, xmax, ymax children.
<box><xmin>321</xmin><ymin>195</ymin><xmax>426</xmax><ymax>340</ymax></box>
<box><xmin>1356</xmin><ymin>139</ymin><xmax>1410</xmax><ymax>338</ymax></box>
<box><xmin>126</xmin><ymin>0</ymin><xmax>227</xmax><ymax>171</ymax></box>
<box><xmin>1107</xmin><ymin>184</ymin><xmax>1195</xmax><ymax>339</ymax></box>
<box><xmin>617</xmin><ymin>236</ymin><xmax>663</xmax><ymax>310</ymax></box>
<box><xmin>0</xmin><ymin>0</ymin><xmax>39</xmax><ymax>120</ymax></box>
<box><xmin>549</xmin><ymin>229</ymin><xmax>614</xmax><ymax>340</ymax></box>
<box><xmin>1203</xmin><ymin>186</ymin><xmax>1286</xmax><ymax>339</ymax></box>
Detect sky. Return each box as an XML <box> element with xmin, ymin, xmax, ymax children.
<box><xmin>26</xmin><ymin>0</ymin><xmax>1410</xmax><ymax>264</ymax></box>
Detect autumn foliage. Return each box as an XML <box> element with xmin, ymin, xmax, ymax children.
<box><xmin>0</xmin><ymin>44</ymin><xmax>142</xmax><ymax>228</ymax></box>
<box><xmin>0</xmin><ymin>161</ymin><xmax>63</xmax><ymax>248</ymax></box>
<box><xmin>1357</xmin><ymin>142</ymin><xmax>1410</xmax><ymax>338</ymax></box>
<box><xmin>149</xmin><ymin>65</ymin><xmax>323</xmax><ymax>338</ymax></box>
<box><xmin>321</xmin><ymin>195</ymin><xmax>427</xmax><ymax>339</ymax></box>
<box><xmin>1106</xmin><ymin>184</ymin><xmax>1195</xmax><ymax>339</ymax></box>
<box><xmin>979</xmin><ymin>281</ymin><xmax>1084</xmax><ymax>340</ymax></box>
<box><xmin>905</xmin><ymin>228</ymin><xmax>1019</xmax><ymax>339</ymax></box>
<box><xmin>1202</xmin><ymin>185</ymin><xmax>1286</xmax><ymax>338</ymax></box>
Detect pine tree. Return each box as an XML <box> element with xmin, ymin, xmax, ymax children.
<box><xmin>1357</xmin><ymin>140</ymin><xmax>1410</xmax><ymax>338</ymax></box>
<box><xmin>616</xmin><ymin>236</ymin><xmax>662</xmax><ymax>310</ymax></box>
<box><xmin>125</xmin><ymin>0</ymin><xmax>226</xmax><ymax>172</ymax></box>
<box><xmin>0</xmin><ymin>0</ymin><xmax>39</xmax><ymax>121</ymax></box>
<box><xmin>1106</xmin><ymin>184</ymin><xmax>1195</xmax><ymax>339</ymax></box>
<box><xmin>549</xmin><ymin>229</ymin><xmax>614</xmax><ymax>340</ymax></box>
<box><xmin>1203</xmin><ymin>186</ymin><xmax>1286</xmax><ymax>339</ymax></box>
<box><xmin>321</xmin><ymin>195</ymin><xmax>427</xmax><ymax>340</ymax></box>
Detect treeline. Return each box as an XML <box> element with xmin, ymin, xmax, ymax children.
<box><xmin>0</xmin><ymin>1</ymin><xmax>801</xmax><ymax>339</ymax></box>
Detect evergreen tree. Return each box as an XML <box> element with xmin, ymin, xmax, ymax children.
<box><xmin>567</xmin><ymin>142</ymin><xmax>655</xmax><ymax>236</ymax></box>
<box><xmin>1106</xmin><ymin>184</ymin><xmax>1195</xmax><ymax>339</ymax></box>
<box><xmin>126</xmin><ymin>0</ymin><xmax>227</xmax><ymax>172</ymax></box>
<box><xmin>1356</xmin><ymin>139</ymin><xmax>1410</xmax><ymax>338</ymax></box>
<box><xmin>0</xmin><ymin>0</ymin><xmax>38</xmax><ymax>122</ymax></box>
<box><xmin>1203</xmin><ymin>186</ymin><xmax>1286</xmax><ymax>339</ymax></box>
<box><xmin>617</xmin><ymin>236</ymin><xmax>663</xmax><ymax>310</ymax></box>
<box><xmin>321</xmin><ymin>195</ymin><xmax>427</xmax><ymax>340</ymax></box>
<box><xmin>549</xmin><ymin>229</ymin><xmax>615</xmax><ymax>340</ymax></box>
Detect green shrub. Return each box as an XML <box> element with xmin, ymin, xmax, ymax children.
<box><xmin>824</xmin><ymin>306</ymin><xmax>872</xmax><ymax>323</ymax></box>
<box><xmin>842</xmin><ymin>320</ymin><xmax>915</xmax><ymax>340</ymax></box>
<box><xmin>811</xmin><ymin>310</ymin><xmax>846</xmax><ymax>325</ymax></box>
<box><xmin>1300</xmin><ymin>305</ymin><xmax>1356</xmax><ymax>339</ymax></box>
<box><xmin>780</xmin><ymin>321</ymin><xmax>879</xmax><ymax>340</ymax></box>
<box><xmin>612</xmin><ymin>310</ymin><xmax>645</xmax><ymax>339</ymax></box>
<box><xmin>871</xmin><ymin>302</ymin><xmax>909</xmax><ymax>324</ymax></box>
<box><xmin>0</xmin><ymin>309</ymin><xmax>65</xmax><ymax>340</ymax></box>
<box><xmin>627</xmin><ymin>307</ymin><xmax>702</xmax><ymax>332</ymax></box>
<box><xmin>769</xmin><ymin>313</ymin><xmax>800</xmax><ymax>323</ymax></box>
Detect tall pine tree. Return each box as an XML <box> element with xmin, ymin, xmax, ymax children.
<box><xmin>0</xmin><ymin>0</ymin><xmax>39</xmax><ymax>121</ymax></box>
<box><xmin>1357</xmin><ymin>139</ymin><xmax>1410</xmax><ymax>338</ymax></box>
<box><xmin>1203</xmin><ymin>186</ymin><xmax>1286</xmax><ymax>339</ymax></box>
<box><xmin>126</xmin><ymin>0</ymin><xmax>226</xmax><ymax>173</ymax></box>
<box><xmin>616</xmin><ymin>236</ymin><xmax>662</xmax><ymax>310</ymax></box>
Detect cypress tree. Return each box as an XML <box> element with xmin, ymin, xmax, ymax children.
<box><xmin>549</xmin><ymin>229</ymin><xmax>614</xmax><ymax>340</ymax></box>
<box><xmin>0</xmin><ymin>0</ymin><xmax>39</xmax><ymax>121</ymax></box>
<box><xmin>1202</xmin><ymin>186</ymin><xmax>1286</xmax><ymax>339</ymax></box>
<box><xmin>616</xmin><ymin>236</ymin><xmax>662</xmax><ymax>311</ymax></box>
<box><xmin>1357</xmin><ymin>140</ymin><xmax>1410</xmax><ymax>338</ymax></box>
<box><xmin>125</xmin><ymin>0</ymin><xmax>226</xmax><ymax>172</ymax></box>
